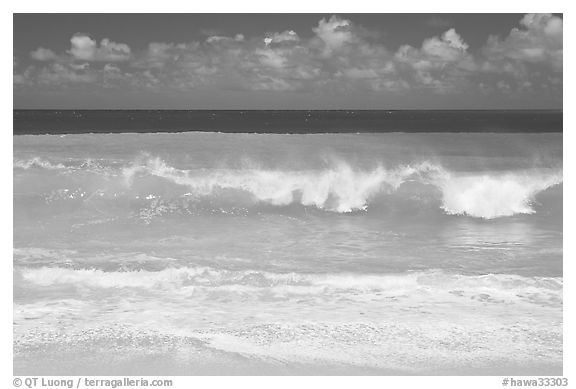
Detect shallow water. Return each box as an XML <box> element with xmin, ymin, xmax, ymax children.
<box><xmin>13</xmin><ymin>132</ymin><xmax>563</xmax><ymax>375</ymax></box>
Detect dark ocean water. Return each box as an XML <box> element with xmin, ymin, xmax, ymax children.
<box><xmin>13</xmin><ymin>111</ymin><xmax>563</xmax><ymax>375</ymax></box>
<box><xmin>13</xmin><ymin>109</ymin><xmax>562</xmax><ymax>135</ymax></box>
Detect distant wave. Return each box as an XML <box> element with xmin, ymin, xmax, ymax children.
<box><xmin>14</xmin><ymin>155</ymin><xmax>562</xmax><ymax>219</ymax></box>
<box><xmin>14</xmin><ymin>157</ymin><xmax>65</xmax><ymax>170</ymax></box>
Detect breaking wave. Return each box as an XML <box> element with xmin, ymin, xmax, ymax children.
<box><xmin>122</xmin><ymin>157</ymin><xmax>443</xmax><ymax>213</ymax></box>
<box><xmin>439</xmin><ymin>171</ymin><xmax>563</xmax><ymax>218</ymax></box>
<box><xmin>15</xmin><ymin>155</ymin><xmax>562</xmax><ymax>219</ymax></box>
<box><xmin>122</xmin><ymin>157</ymin><xmax>561</xmax><ymax>218</ymax></box>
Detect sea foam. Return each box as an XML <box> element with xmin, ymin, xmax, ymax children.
<box><xmin>15</xmin><ymin>154</ymin><xmax>562</xmax><ymax>218</ymax></box>
<box><xmin>18</xmin><ymin>265</ymin><xmax>562</xmax><ymax>299</ymax></box>
<box><xmin>123</xmin><ymin>157</ymin><xmax>562</xmax><ymax>218</ymax></box>
<box><xmin>438</xmin><ymin>171</ymin><xmax>563</xmax><ymax>219</ymax></box>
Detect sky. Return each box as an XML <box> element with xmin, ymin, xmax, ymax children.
<box><xmin>13</xmin><ymin>13</ymin><xmax>563</xmax><ymax>109</ymax></box>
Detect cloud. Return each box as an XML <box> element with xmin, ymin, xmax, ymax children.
<box><xmin>132</xmin><ymin>42</ymin><xmax>189</xmax><ymax>69</ymax></box>
<box><xmin>264</xmin><ymin>30</ymin><xmax>299</xmax><ymax>46</ymax></box>
<box><xmin>396</xmin><ymin>28</ymin><xmax>470</xmax><ymax>65</ymax></box>
<box><xmin>123</xmin><ymin>16</ymin><xmax>464</xmax><ymax>94</ymax></box>
<box><xmin>69</xmin><ymin>34</ymin><xmax>131</xmax><ymax>61</ymax></box>
<box><xmin>14</xmin><ymin>61</ymin><xmax>137</xmax><ymax>89</ymax></box>
<box><xmin>311</xmin><ymin>16</ymin><xmax>357</xmax><ymax>56</ymax></box>
<box><xmin>482</xmin><ymin>13</ymin><xmax>562</xmax><ymax>72</ymax></box>
<box><xmin>14</xmin><ymin>14</ymin><xmax>562</xmax><ymax>103</ymax></box>
<box><xmin>30</xmin><ymin>47</ymin><xmax>57</xmax><ymax>61</ymax></box>
<box><xmin>423</xmin><ymin>29</ymin><xmax>469</xmax><ymax>58</ymax></box>
<box><xmin>394</xmin><ymin>28</ymin><xmax>475</xmax><ymax>92</ymax></box>
<box><xmin>37</xmin><ymin>63</ymin><xmax>98</xmax><ymax>85</ymax></box>
<box><xmin>474</xmin><ymin>13</ymin><xmax>562</xmax><ymax>98</ymax></box>
<box><xmin>206</xmin><ymin>34</ymin><xmax>244</xmax><ymax>44</ymax></box>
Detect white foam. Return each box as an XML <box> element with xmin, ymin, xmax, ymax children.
<box><xmin>123</xmin><ymin>156</ymin><xmax>562</xmax><ymax>218</ymax></box>
<box><xmin>19</xmin><ymin>266</ymin><xmax>208</xmax><ymax>289</ymax></box>
<box><xmin>14</xmin><ymin>157</ymin><xmax>65</xmax><ymax>170</ymax></box>
<box><xmin>437</xmin><ymin>170</ymin><xmax>562</xmax><ymax>219</ymax></box>
<box><xmin>18</xmin><ymin>154</ymin><xmax>563</xmax><ymax>218</ymax></box>
<box><xmin>123</xmin><ymin>157</ymin><xmax>441</xmax><ymax>213</ymax></box>
<box><xmin>17</xmin><ymin>266</ymin><xmax>562</xmax><ymax>304</ymax></box>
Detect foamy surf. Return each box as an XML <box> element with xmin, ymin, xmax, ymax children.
<box><xmin>14</xmin><ymin>131</ymin><xmax>563</xmax><ymax>375</ymax></box>
<box><xmin>13</xmin><ymin>265</ymin><xmax>562</xmax><ymax>375</ymax></box>
<box><xmin>15</xmin><ymin>154</ymin><xmax>561</xmax><ymax>218</ymax></box>
<box><xmin>14</xmin><ymin>157</ymin><xmax>66</xmax><ymax>170</ymax></box>
<box><xmin>15</xmin><ymin>266</ymin><xmax>562</xmax><ymax>307</ymax></box>
<box><xmin>438</xmin><ymin>171</ymin><xmax>563</xmax><ymax>218</ymax></box>
<box><xmin>122</xmin><ymin>157</ymin><xmax>446</xmax><ymax>213</ymax></box>
<box><xmin>121</xmin><ymin>156</ymin><xmax>562</xmax><ymax>218</ymax></box>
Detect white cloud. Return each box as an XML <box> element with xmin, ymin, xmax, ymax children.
<box><xmin>394</xmin><ymin>28</ymin><xmax>474</xmax><ymax>92</ymax></box>
<box><xmin>14</xmin><ymin>14</ymin><xmax>562</xmax><ymax>102</ymax></box>
<box><xmin>38</xmin><ymin>63</ymin><xmax>97</xmax><ymax>85</ymax></box>
<box><xmin>482</xmin><ymin>13</ymin><xmax>562</xmax><ymax>71</ymax></box>
<box><xmin>69</xmin><ymin>34</ymin><xmax>131</xmax><ymax>62</ymax></box>
<box><xmin>206</xmin><ymin>34</ymin><xmax>245</xmax><ymax>44</ymax></box>
<box><xmin>98</xmin><ymin>38</ymin><xmax>132</xmax><ymax>61</ymax></box>
<box><xmin>422</xmin><ymin>29</ymin><xmax>469</xmax><ymax>60</ymax></box>
<box><xmin>397</xmin><ymin>28</ymin><xmax>471</xmax><ymax>67</ymax></box>
<box><xmin>206</xmin><ymin>36</ymin><xmax>231</xmax><ymax>44</ymax></box>
<box><xmin>69</xmin><ymin>35</ymin><xmax>96</xmax><ymax>60</ymax></box>
<box><xmin>133</xmin><ymin>42</ymin><xmax>188</xmax><ymax>69</ymax></box>
<box><xmin>264</xmin><ymin>30</ymin><xmax>299</xmax><ymax>47</ymax></box>
<box><xmin>312</xmin><ymin>16</ymin><xmax>356</xmax><ymax>56</ymax></box>
<box><xmin>30</xmin><ymin>47</ymin><xmax>57</xmax><ymax>61</ymax></box>
<box><xmin>70</xmin><ymin>63</ymin><xmax>90</xmax><ymax>71</ymax></box>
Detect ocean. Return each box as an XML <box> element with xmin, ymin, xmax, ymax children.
<box><xmin>13</xmin><ymin>111</ymin><xmax>563</xmax><ymax>375</ymax></box>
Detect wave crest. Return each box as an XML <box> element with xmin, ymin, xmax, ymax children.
<box><xmin>439</xmin><ymin>172</ymin><xmax>563</xmax><ymax>219</ymax></box>
<box><xmin>123</xmin><ymin>157</ymin><xmax>561</xmax><ymax>218</ymax></box>
<box><xmin>123</xmin><ymin>158</ymin><xmax>442</xmax><ymax>213</ymax></box>
<box><xmin>15</xmin><ymin>155</ymin><xmax>562</xmax><ymax>218</ymax></box>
